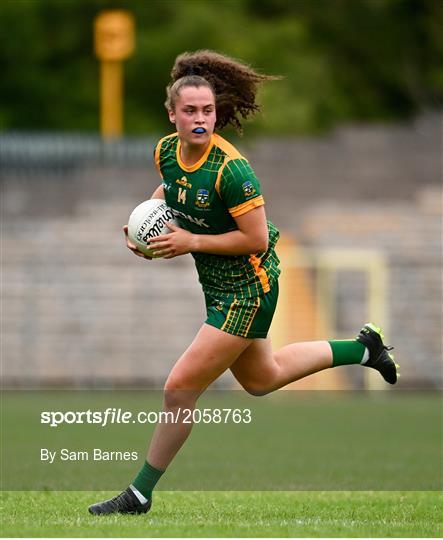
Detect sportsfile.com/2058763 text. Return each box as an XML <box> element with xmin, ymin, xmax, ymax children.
<box><xmin>40</xmin><ymin>408</ymin><xmax>252</xmax><ymax>427</ymax></box>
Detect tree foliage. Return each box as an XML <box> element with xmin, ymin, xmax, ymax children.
<box><xmin>0</xmin><ymin>0</ymin><xmax>441</xmax><ymax>135</ymax></box>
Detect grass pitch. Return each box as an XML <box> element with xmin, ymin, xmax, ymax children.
<box><xmin>1</xmin><ymin>490</ymin><xmax>441</xmax><ymax>537</ymax></box>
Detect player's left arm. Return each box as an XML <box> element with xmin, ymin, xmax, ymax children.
<box><xmin>148</xmin><ymin>206</ymin><xmax>268</xmax><ymax>258</ymax></box>
<box><xmin>190</xmin><ymin>206</ymin><xmax>268</xmax><ymax>255</ymax></box>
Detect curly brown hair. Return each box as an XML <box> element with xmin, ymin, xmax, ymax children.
<box><xmin>165</xmin><ymin>50</ymin><xmax>280</xmax><ymax>132</ymax></box>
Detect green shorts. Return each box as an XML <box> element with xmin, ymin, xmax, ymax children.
<box><xmin>204</xmin><ymin>280</ymin><xmax>279</xmax><ymax>339</ymax></box>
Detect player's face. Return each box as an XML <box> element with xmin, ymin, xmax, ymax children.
<box><xmin>168</xmin><ymin>86</ymin><xmax>216</xmax><ymax>147</ymax></box>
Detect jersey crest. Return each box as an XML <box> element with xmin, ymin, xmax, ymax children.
<box><xmin>195</xmin><ymin>189</ymin><xmax>210</xmax><ymax>208</ymax></box>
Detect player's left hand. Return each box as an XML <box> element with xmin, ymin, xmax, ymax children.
<box><xmin>149</xmin><ymin>222</ymin><xmax>197</xmax><ymax>259</ymax></box>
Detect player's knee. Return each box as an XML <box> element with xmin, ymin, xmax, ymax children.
<box><xmin>241</xmin><ymin>380</ymin><xmax>270</xmax><ymax>397</ymax></box>
<box><xmin>163</xmin><ymin>379</ymin><xmax>198</xmax><ymax>409</ymax></box>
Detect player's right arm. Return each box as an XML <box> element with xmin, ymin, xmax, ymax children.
<box><xmin>123</xmin><ymin>131</ymin><xmax>166</xmax><ymax>259</ymax></box>
<box><xmin>123</xmin><ymin>225</ymin><xmax>152</xmax><ymax>260</ymax></box>
<box><xmin>150</xmin><ymin>184</ymin><xmax>165</xmax><ymax>199</ymax></box>
<box><xmin>122</xmin><ymin>185</ymin><xmax>164</xmax><ymax>260</ymax></box>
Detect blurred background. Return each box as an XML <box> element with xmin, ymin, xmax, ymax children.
<box><xmin>2</xmin><ymin>0</ymin><xmax>442</xmax><ymax>389</ymax></box>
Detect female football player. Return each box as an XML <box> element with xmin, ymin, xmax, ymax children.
<box><xmin>89</xmin><ymin>50</ymin><xmax>397</xmax><ymax>515</ymax></box>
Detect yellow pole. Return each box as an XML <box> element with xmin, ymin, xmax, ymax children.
<box><xmin>94</xmin><ymin>10</ymin><xmax>134</xmax><ymax>139</ymax></box>
<box><xmin>100</xmin><ymin>61</ymin><xmax>123</xmax><ymax>137</ymax></box>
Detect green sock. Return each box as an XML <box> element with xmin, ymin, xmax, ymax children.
<box><xmin>328</xmin><ymin>339</ymin><xmax>367</xmax><ymax>367</ymax></box>
<box><xmin>131</xmin><ymin>460</ymin><xmax>164</xmax><ymax>500</ymax></box>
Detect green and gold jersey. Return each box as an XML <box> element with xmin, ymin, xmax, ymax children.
<box><xmin>154</xmin><ymin>132</ymin><xmax>280</xmax><ymax>298</ymax></box>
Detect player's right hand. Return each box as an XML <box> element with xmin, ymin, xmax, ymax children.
<box><xmin>123</xmin><ymin>225</ymin><xmax>152</xmax><ymax>260</ymax></box>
